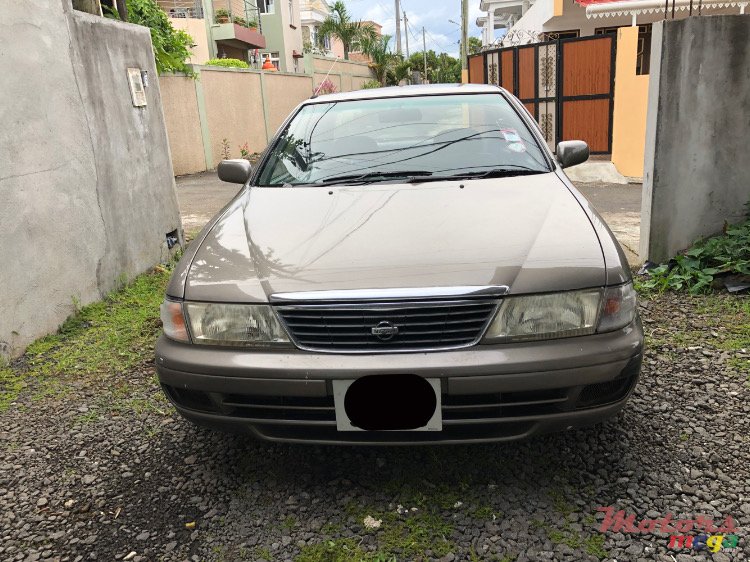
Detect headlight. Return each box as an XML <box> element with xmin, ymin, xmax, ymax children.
<box><xmin>183</xmin><ymin>302</ymin><xmax>290</xmax><ymax>346</ymax></box>
<box><xmin>483</xmin><ymin>289</ymin><xmax>602</xmax><ymax>342</ymax></box>
<box><xmin>597</xmin><ymin>282</ymin><xmax>637</xmax><ymax>333</ymax></box>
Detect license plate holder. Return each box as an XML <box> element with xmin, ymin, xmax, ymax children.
<box><xmin>332</xmin><ymin>376</ymin><xmax>442</xmax><ymax>432</ymax></box>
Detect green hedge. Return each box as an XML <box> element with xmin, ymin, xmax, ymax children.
<box><xmin>205</xmin><ymin>58</ymin><xmax>249</xmax><ymax>69</ymax></box>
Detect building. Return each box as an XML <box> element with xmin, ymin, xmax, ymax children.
<box><xmin>348</xmin><ymin>20</ymin><xmax>382</xmax><ymax>63</ymax></box>
<box><xmin>300</xmin><ymin>0</ymin><xmax>344</xmax><ymax>58</ymax></box>
<box><xmin>258</xmin><ymin>0</ymin><xmax>305</xmax><ymax>72</ymax></box>
<box><xmin>156</xmin><ymin>1</ymin><xmax>267</xmax><ymax>64</ymax></box>
<box><xmin>470</xmin><ymin>0</ymin><xmax>749</xmax><ymax>179</ymax></box>
<box><xmin>477</xmin><ymin>0</ymin><xmax>748</xmax><ymax>49</ymax></box>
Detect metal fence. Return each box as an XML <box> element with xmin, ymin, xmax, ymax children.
<box><xmin>155</xmin><ymin>0</ymin><xmax>204</xmax><ymax>18</ymax></box>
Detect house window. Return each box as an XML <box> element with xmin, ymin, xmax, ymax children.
<box><xmin>542</xmin><ymin>29</ymin><xmax>580</xmax><ymax>41</ymax></box>
<box><xmin>324</xmin><ymin>34</ymin><xmax>330</xmax><ymax>51</ymax></box>
<box><xmin>259</xmin><ymin>0</ymin><xmax>275</xmax><ymax>15</ymax></box>
<box><xmin>262</xmin><ymin>52</ymin><xmax>281</xmax><ymax>70</ymax></box>
<box><xmin>595</xmin><ymin>24</ymin><xmax>651</xmax><ymax>75</ymax></box>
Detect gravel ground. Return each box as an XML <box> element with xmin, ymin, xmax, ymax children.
<box><xmin>1</xmin><ymin>292</ymin><xmax>749</xmax><ymax>562</ymax></box>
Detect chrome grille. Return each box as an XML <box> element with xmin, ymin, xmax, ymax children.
<box><xmin>275</xmin><ymin>299</ymin><xmax>499</xmax><ymax>353</ymax></box>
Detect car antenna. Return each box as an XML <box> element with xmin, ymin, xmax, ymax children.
<box><xmin>311</xmin><ymin>56</ymin><xmax>340</xmax><ymax>99</ymax></box>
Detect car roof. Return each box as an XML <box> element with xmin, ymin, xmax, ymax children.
<box><xmin>306</xmin><ymin>83</ymin><xmax>504</xmax><ymax>104</ymax></box>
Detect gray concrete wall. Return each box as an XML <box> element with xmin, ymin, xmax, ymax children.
<box><xmin>0</xmin><ymin>0</ymin><xmax>182</xmax><ymax>361</ymax></box>
<box><xmin>640</xmin><ymin>15</ymin><xmax>750</xmax><ymax>263</ymax></box>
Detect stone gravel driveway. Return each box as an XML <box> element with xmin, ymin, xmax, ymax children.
<box><xmin>1</xmin><ymin>292</ymin><xmax>749</xmax><ymax>561</ymax></box>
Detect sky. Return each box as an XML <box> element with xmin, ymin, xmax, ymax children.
<box><xmin>341</xmin><ymin>0</ymin><xmax>484</xmax><ymax>59</ymax></box>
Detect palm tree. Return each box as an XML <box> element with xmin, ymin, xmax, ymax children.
<box><xmin>318</xmin><ymin>1</ymin><xmax>376</xmax><ymax>60</ymax></box>
<box><xmin>360</xmin><ymin>35</ymin><xmax>399</xmax><ymax>86</ymax></box>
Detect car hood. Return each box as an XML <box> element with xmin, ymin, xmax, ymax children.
<box><xmin>183</xmin><ymin>174</ymin><xmax>606</xmax><ymax>302</ymax></box>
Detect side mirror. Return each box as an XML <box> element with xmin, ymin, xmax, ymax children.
<box><xmin>556</xmin><ymin>140</ymin><xmax>590</xmax><ymax>169</ymax></box>
<box><xmin>218</xmin><ymin>159</ymin><xmax>252</xmax><ymax>184</ymax></box>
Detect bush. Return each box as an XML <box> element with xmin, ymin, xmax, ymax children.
<box><xmin>639</xmin><ymin>213</ymin><xmax>750</xmax><ymax>294</ymax></box>
<box><xmin>206</xmin><ymin>58</ymin><xmax>249</xmax><ymax>69</ymax></box>
<box><xmin>361</xmin><ymin>80</ymin><xmax>381</xmax><ymax>89</ymax></box>
<box><xmin>114</xmin><ymin>0</ymin><xmax>194</xmax><ymax>75</ymax></box>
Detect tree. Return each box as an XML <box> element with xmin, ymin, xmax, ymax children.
<box><xmin>360</xmin><ymin>34</ymin><xmax>399</xmax><ymax>86</ymax></box>
<box><xmin>405</xmin><ymin>50</ymin><xmax>461</xmax><ymax>84</ymax></box>
<box><xmin>468</xmin><ymin>36</ymin><xmax>483</xmax><ymax>55</ymax></box>
<box><xmin>318</xmin><ymin>1</ymin><xmax>376</xmax><ymax>60</ymax></box>
<box><xmin>107</xmin><ymin>0</ymin><xmax>194</xmax><ymax>74</ymax></box>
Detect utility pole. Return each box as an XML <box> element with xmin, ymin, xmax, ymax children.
<box><xmin>404</xmin><ymin>12</ymin><xmax>410</xmax><ymax>58</ymax></box>
<box><xmin>422</xmin><ymin>27</ymin><xmax>428</xmax><ymax>84</ymax></box>
<box><xmin>461</xmin><ymin>0</ymin><xmax>468</xmax><ymax>83</ymax></box>
<box><xmin>395</xmin><ymin>0</ymin><xmax>403</xmax><ymax>55</ymax></box>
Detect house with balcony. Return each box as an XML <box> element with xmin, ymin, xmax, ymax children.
<box><xmin>300</xmin><ymin>0</ymin><xmax>344</xmax><ymax>58</ymax></box>
<box><xmin>477</xmin><ymin>0</ymin><xmax>748</xmax><ymax>51</ymax></box>
<box><xmin>157</xmin><ymin>0</ymin><xmax>267</xmax><ymax>64</ymax></box>
<box><xmin>256</xmin><ymin>0</ymin><xmax>305</xmax><ymax>72</ymax></box>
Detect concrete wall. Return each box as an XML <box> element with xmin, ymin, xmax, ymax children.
<box><xmin>311</xmin><ymin>55</ymin><xmax>373</xmax><ymax>91</ymax></box>
<box><xmin>160</xmin><ymin>56</ymin><xmax>374</xmax><ymax>175</ymax></box>
<box><xmin>264</xmin><ymin>72</ymin><xmax>314</xmax><ymax>134</ymax></box>
<box><xmin>201</xmin><ymin>68</ymin><xmax>266</xmax><ymax>163</ymax></box>
<box><xmin>161</xmin><ymin>76</ymin><xmax>207</xmax><ymax>175</ymax></box>
<box><xmin>0</xmin><ymin>1</ymin><xmax>182</xmax><ymax>360</ymax></box>
<box><xmin>640</xmin><ymin>15</ymin><xmax>750</xmax><ymax>263</ymax></box>
<box><xmin>611</xmin><ymin>26</ymin><xmax>649</xmax><ymax>179</ymax></box>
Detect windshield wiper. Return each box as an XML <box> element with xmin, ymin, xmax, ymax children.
<box><xmin>312</xmin><ymin>170</ymin><xmax>434</xmax><ymax>186</ymax></box>
<box><xmin>407</xmin><ymin>167</ymin><xmax>547</xmax><ymax>183</ymax></box>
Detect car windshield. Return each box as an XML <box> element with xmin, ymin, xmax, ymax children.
<box><xmin>256</xmin><ymin>93</ymin><xmax>551</xmax><ymax>187</ymax></box>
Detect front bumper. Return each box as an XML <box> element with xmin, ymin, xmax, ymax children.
<box><xmin>155</xmin><ymin>319</ymin><xmax>643</xmax><ymax>444</ymax></box>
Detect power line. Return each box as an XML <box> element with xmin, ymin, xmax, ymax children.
<box><xmin>425</xmin><ymin>28</ymin><xmax>451</xmax><ymax>53</ymax></box>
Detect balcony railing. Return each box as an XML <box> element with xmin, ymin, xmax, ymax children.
<box><xmin>156</xmin><ymin>0</ymin><xmax>204</xmax><ymax>18</ymax></box>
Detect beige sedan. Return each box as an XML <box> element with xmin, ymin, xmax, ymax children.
<box><xmin>156</xmin><ymin>84</ymin><xmax>643</xmax><ymax>444</ymax></box>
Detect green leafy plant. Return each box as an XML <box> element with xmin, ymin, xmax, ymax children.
<box><xmin>361</xmin><ymin>79</ymin><xmax>381</xmax><ymax>89</ymax></box>
<box><xmin>221</xmin><ymin>138</ymin><xmax>231</xmax><ymax>160</ymax></box>
<box><xmin>239</xmin><ymin>142</ymin><xmax>253</xmax><ymax>161</ymax></box>
<box><xmin>639</xmin><ymin>214</ymin><xmax>750</xmax><ymax>294</ymax></box>
<box><xmin>318</xmin><ymin>1</ymin><xmax>377</xmax><ymax>60</ymax></box>
<box><xmin>359</xmin><ymin>34</ymin><xmax>399</xmax><ymax>86</ymax></box>
<box><xmin>214</xmin><ymin>8</ymin><xmax>230</xmax><ymax>23</ymax></box>
<box><xmin>122</xmin><ymin>0</ymin><xmax>195</xmax><ymax>75</ymax></box>
<box><xmin>206</xmin><ymin>58</ymin><xmax>249</xmax><ymax>69</ymax></box>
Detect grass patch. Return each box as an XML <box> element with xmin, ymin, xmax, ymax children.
<box><xmin>545</xmin><ymin>523</ymin><xmax>607</xmax><ymax>559</ymax></box>
<box><xmin>379</xmin><ymin>512</ymin><xmax>453</xmax><ymax>558</ymax></box>
<box><xmin>471</xmin><ymin>505</ymin><xmax>498</xmax><ymax>521</ymax></box>
<box><xmin>637</xmin><ymin>212</ymin><xmax>750</xmax><ymax>294</ymax></box>
<box><xmin>296</xmin><ymin>538</ymin><xmax>370</xmax><ymax>562</ymax></box>
<box><xmin>641</xmin><ymin>293</ymin><xmax>750</xmax><ymax>377</ymax></box>
<box><xmin>0</xmin><ymin>264</ymin><xmax>173</xmax><ymax>411</ymax></box>
<box><xmin>253</xmin><ymin>547</ymin><xmax>272</xmax><ymax>560</ymax></box>
<box><xmin>319</xmin><ymin>506</ymin><xmax>454</xmax><ymax>561</ymax></box>
<box><xmin>283</xmin><ymin>515</ymin><xmax>298</xmax><ymax>531</ymax></box>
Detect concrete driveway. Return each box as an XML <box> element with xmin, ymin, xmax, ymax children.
<box><xmin>575</xmin><ymin>182</ymin><xmax>642</xmax><ymax>265</ymax></box>
<box><xmin>175</xmin><ymin>173</ymin><xmax>643</xmax><ymax>264</ymax></box>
